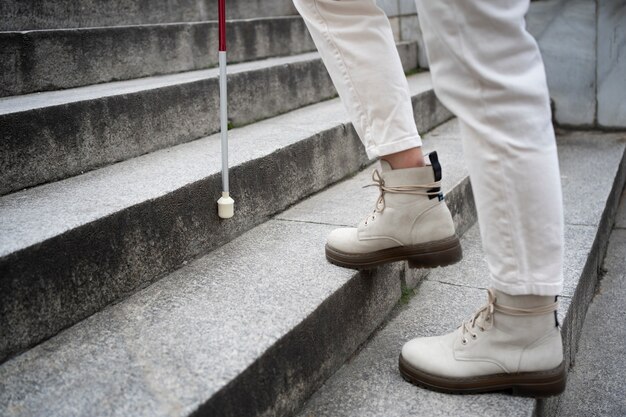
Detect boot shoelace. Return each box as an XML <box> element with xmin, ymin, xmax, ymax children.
<box><xmin>460</xmin><ymin>288</ymin><xmax>559</xmax><ymax>345</ymax></box>
<box><xmin>363</xmin><ymin>169</ymin><xmax>442</xmax><ymax>218</ymax></box>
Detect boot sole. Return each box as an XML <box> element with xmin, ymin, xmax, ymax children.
<box><xmin>398</xmin><ymin>354</ymin><xmax>567</xmax><ymax>397</ymax></box>
<box><xmin>325</xmin><ymin>235</ymin><xmax>462</xmax><ymax>270</ymax></box>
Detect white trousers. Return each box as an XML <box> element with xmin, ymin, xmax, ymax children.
<box><xmin>293</xmin><ymin>0</ymin><xmax>564</xmax><ymax>296</ymax></box>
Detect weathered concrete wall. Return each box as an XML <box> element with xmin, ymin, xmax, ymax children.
<box><xmin>377</xmin><ymin>0</ymin><xmax>429</xmax><ymax>68</ymax></box>
<box><xmin>529</xmin><ymin>0</ymin><xmax>598</xmax><ymax>127</ymax></box>
<box><xmin>531</xmin><ymin>0</ymin><xmax>626</xmax><ymax>129</ymax></box>
<box><xmin>597</xmin><ymin>0</ymin><xmax>626</xmax><ymax>128</ymax></box>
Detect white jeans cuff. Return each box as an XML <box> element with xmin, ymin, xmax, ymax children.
<box><xmin>365</xmin><ymin>133</ymin><xmax>423</xmax><ymax>159</ymax></box>
<box><xmin>491</xmin><ymin>276</ymin><xmax>563</xmax><ymax>297</ymax></box>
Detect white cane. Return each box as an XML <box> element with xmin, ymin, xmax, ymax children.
<box><xmin>217</xmin><ymin>0</ymin><xmax>234</xmax><ymax>219</ymax></box>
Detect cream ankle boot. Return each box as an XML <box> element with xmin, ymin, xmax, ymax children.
<box><xmin>399</xmin><ymin>288</ymin><xmax>566</xmax><ymax>397</ymax></box>
<box><xmin>325</xmin><ymin>152</ymin><xmax>462</xmax><ymax>269</ymax></box>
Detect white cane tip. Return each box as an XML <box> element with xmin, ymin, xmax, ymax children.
<box><xmin>217</xmin><ymin>192</ymin><xmax>235</xmax><ymax>219</ymax></box>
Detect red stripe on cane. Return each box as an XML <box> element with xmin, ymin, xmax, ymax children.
<box><xmin>218</xmin><ymin>0</ymin><xmax>226</xmax><ymax>51</ymax></box>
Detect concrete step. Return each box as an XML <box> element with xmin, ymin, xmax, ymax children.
<box><xmin>0</xmin><ymin>73</ymin><xmax>451</xmax><ymax>363</ymax></box>
<box><xmin>555</xmin><ymin>191</ymin><xmax>626</xmax><ymax>417</ymax></box>
<box><xmin>295</xmin><ymin>130</ymin><xmax>626</xmax><ymax>417</ymax></box>
<box><xmin>0</xmin><ymin>0</ymin><xmax>298</xmax><ymax>30</ymax></box>
<box><xmin>0</xmin><ymin>43</ymin><xmax>418</xmax><ymax>196</ymax></box>
<box><xmin>0</xmin><ymin>118</ymin><xmax>474</xmax><ymax>417</ymax></box>
<box><xmin>0</xmin><ymin>17</ymin><xmax>315</xmax><ymax>97</ymax></box>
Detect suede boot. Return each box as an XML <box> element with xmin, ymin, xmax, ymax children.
<box><xmin>399</xmin><ymin>288</ymin><xmax>566</xmax><ymax>397</ymax></box>
<box><xmin>325</xmin><ymin>152</ymin><xmax>462</xmax><ymax>269</ymax></box>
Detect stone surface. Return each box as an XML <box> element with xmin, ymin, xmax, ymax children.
<box><xmin>0</xmin><ymin>52</ymin><xmax>323</xmax><ymax>195</ymax></box>
<box><xmin>557</xmin><ymin>130</ymin><xmax>626</xmax><ymax>226</ymax></box>
<box><xmin>526</xmin><ymin>0</ymin><xmax>568</xmax><ymax>40</ymax></box>
<box><xmin>0</xmin><ymin>220</ymin><xmax>399</xmax><ymax>417</ymax></box>
<box><xmin>527</xmin><ymin>0</ymin><xmax>626</xmax><ymax>129</ymax></box>
<box><xmin>0</xmin><ymin>73</ymin><xmax>451</xmax><ymax>363</ymax></box>
<box><xmin>1</xmin><ymin>125</ymin><xmax>623</xmax><ymax>417</ymax></box>
<box><xmin>530</xmin><ymin>0</ymin><xmax>597</xmax><ymax>126</ymax></box>
<box><xmin>376</xmin><ymin>0</ymin><xmax>399</xmax><ymax>17</ymax></box>
<box><xmin>556</xmin><ymin>228</ymin><xmax>626</xmax><ymax>417</ymax></box>
<box><xmin>0</xmin><ymin>121</ymin><xmax>476</xmax><ymax>417</ymax></box>
<box><xmin>399</xmin><ymin>15</ymin><xmax>429</xmax><ymax>68</ymax></box>
<box><xmin>388</xmin><ymin>16</ymin><xmax>401</xmax><ymax>42</ymax></box>
<box><xmin>0</xmin><ymin>0</ymin><xmax>299</xmax><ymax>30</ymax></box>
<box><xmin>399</xmin><ymin>0</ymin><xmax>417</xmax><ymax>15</ymax></box>
<box><xmin>616</xmin><ymin>191</ymin><xmax>626</xmax><ymax>228</ymax></box>
<box><xmin>0</xmin><ymin>42</ymin><xmax>417</xmax><ymax>196</ymax></box>
<box><xmin>0</xmin><ymin>17</ymin><xmax>316</xmax><ymax>97</ymax></box>
<box><xmin>597</xmin><ymin>0</ymin><xmax>626</xmax><ymax>128</ymax></box>
<box><xmin>397</xmin><ymin>39</ymin><xmax>419</xmax><ymax>70</ymax></box>
<box><xmin>296</xmin><ymin>279</ymin><xmax>536</xmax><ymax>417</ymax></box>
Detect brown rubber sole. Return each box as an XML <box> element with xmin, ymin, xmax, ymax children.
<box><xmin>325</xmin><ymin>235</ymin><xmax>463</xmax><ymax>270</ymax></box>
<box><xmin>399</xmin><ymin>354</ymin><xmax>567</xmax><ymax>397</ymax></box>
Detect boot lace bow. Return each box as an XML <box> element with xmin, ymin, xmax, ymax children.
<box><xmin>364</xmin><ymin>168</ymin><xmax>442</xmax><ymax>214</ymax></box>
<box><xmin>460</xmin><ymin>289</ymin><xmax>559</xmax><ymax>345</ymax></box>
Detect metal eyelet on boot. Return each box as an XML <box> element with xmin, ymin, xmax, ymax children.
<box><xmin>461</xmin><ymin>338</ymin><xmax>468</xmax><ymax>345</ymax></box>
<box><xmin>471</xmin><ymin>334</ymin><xmax>477</xmax><ymax>339</ymax></box>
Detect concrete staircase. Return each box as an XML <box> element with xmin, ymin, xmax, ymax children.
<box><xmin>555</xmin><ymin>189</ymin><xmax>626</xmax><ymax>417</ymax></box>
<box><xmin>1</xmin><ymin>1</ymin><xmax>625</xmax><ymax>416</ymax></box>
<box><xmin>296</xmin><ymin>129</ymin><xmax>626</xmax><ymax>417</ymax></box>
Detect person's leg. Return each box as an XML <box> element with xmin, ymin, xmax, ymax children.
<box><xmin>400</xmin><ymin>0</ymin><xmax>566</xmax><ymax>395</ymax></box>
<box><xmin>383</xmin><ymin>148</ymin><xmax>425</xmax><ymax>169</ymax></box>
<box><xmin>292</xmin><ymin>0</ymin><xmax>421</xmax><ymax>159</ymax></box>
<box><xmin>293</xmin><ymin>0</ymin><xmax>462</xmax><ymax>270</ymax></box>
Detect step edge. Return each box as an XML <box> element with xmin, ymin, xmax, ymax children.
<box><xmin>0</xmin><ymin>160</ymin><xmax>474</xmax><ymax>417</ymax></box>
<box><xmin>0</xmin><ymin>51</ymin><xmax>322</xmax><ymax>114</ymax></box>
<box><xmin>0</xmin><ymin>15</ymin><xmax>306</xmax><ymax>35</ymax></box>
<box><xmin>0</xmin><ymin>73</ymin><xmax>433</xmax><ymax>257</ymax></box>
<box><xmin>535</xmin><ymin>142</ymin><xmax>626</xmax><ymax>416</ymax></box>
<box><xmin>0</xmin><ymin>80</ymin><xmax>451</xmax><ymax>363</ymax></box>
